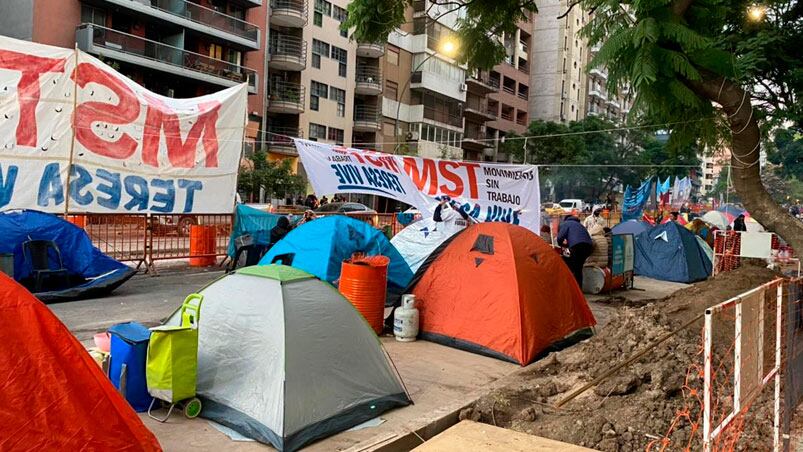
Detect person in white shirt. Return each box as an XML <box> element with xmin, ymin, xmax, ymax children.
<box><xmin>584</xmin><ymin>209</ymin><xmax>607</xmax><ymax>230</ymax></box>
<box><xmin>433</xmin><ymin>199</ymin><xmax>472</xmax><ymax>235</ymax></box>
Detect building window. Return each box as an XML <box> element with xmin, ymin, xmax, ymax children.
<box><xmin>331</xmin><ymin>87</ymin><xmax>346</xmax><ymax>117</ymax></box>
<box><xmin>331</xmin><ymin>46</ymin><xmax>348</xmax><ymax>77</ymax></box>
<box><xmin>310</xmin><ymin>81</ymin><xmax>328</xmax><ymax>111</ymax></box>
<box><xmin>328</xmin><ymin>127</ymin><xmax>345</xmax><ymax>145</ymax></box>
<box><xmin>81</xmin><ymin>5</ymin><xmax>106</xmax><ymax>26</ymax></box>
<box><xmin>309</xmin><ymin>123</ymin><xmax>327</xmax><ymax>140</ymax></box>
<box><xmin>226</xmin><ymin>49</ymin><xmax>242</xmax><ymax>66</ymax></box>
<box><xmin>387</xmin><ymin>45</ymin><xmax>400</xmax><ymax>65</ymax></box>
<box><xmin>385</xmin><ymin>80</ymin><xmax>398</xmax><ymax>100</ymax></box>
<box><xmin>314</xmin><ymin>0</ymin><xmax>331</xmax><ymax>25</ymax></box>
<box><xmin>333</xmin><ymin>5</ymin><xmax>348</xmax><ymax>36</ymax></box>
<box><xmin>312</xmin><ymin>39</ymin><xmax>329</xmax><ymax>69</ymax></box>
<box><xmin>209</xmin><ymin>44</ymin><xmax>223</xmax><ymax>60</ymax></box>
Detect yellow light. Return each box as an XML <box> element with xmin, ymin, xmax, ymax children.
<box><xmin>747</xmin><ymin>4</ymin><xmax>766</xmax><ymax>22</ymax></box>
<box><xmin>439</xmin><ymin>37</ymin><xmax>459</xmax><ymax>58</ymax></box>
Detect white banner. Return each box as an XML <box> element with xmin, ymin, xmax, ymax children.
<box><xmin>295</xmin><ymin>139</ymin><xmax>541</xmax><ymax>232</ymax></box>
<box><xmin>0</xmin><ymin>36</ymin><xmax>247</xmax><ymax>214</ymax></box>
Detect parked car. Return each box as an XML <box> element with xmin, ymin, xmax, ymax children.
<box><xmin>152</xmin><ymin>214</ymin><xmax>231</xmax><ymax>237</ymax></box>
<box><xmin>314</xmin><ymin>202</ymin><xmax>377</xmax><ymax>214</ymax></box>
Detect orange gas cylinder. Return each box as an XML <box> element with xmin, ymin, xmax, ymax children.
<box><xmin>339</xmin><ymin>254</ymin><xmax>389</xmax><ymax>334</ymax></box>
<box><xmin>582</xmin><ymin>266</ymin><xmax>626</xmax><ymax>294</ymax></box>
<box><xmin>189</xmin><ymin>225</ymin><xmax>216</xmax><ymax>267</ymax></box>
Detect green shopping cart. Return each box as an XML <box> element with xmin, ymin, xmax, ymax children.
<box><xmin>146</xmin><ymin>293</ymin><xmax>203</xmax><ymax>422</ymax></box>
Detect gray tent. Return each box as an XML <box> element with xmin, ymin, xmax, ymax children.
<box><xmin>168</xmin><ymin>265</ymin><xmax>410</xmax><ymax>451</ymax></box>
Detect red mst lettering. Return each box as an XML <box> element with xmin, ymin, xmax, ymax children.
<box><xmin>73</xmin><ymin>63</ymin><xmax>140</xmax><ymax>159</ymax></box>
<box><xmin>437</xmin><ymin>161</ymin><xmax>463</xmax><ymax>197</ymax></box>
<box><xmin>141</xmin><ymin>94</ymin><xmax>221</xmax><ymax>168</ymax></box>
<box><xmin>403</xmin><ymin>157</ymin><xmax>437</xmax><ymax>195</ymax></box>
<box><xmin>0</xmin><ymin>50</ymin><xmax>66</xmax><ymax>147</ymax></box>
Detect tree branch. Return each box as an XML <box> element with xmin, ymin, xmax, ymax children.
<box><xmin>557</xmin><ymin>1</ymin><xmax>580</xmax><ymax>20</ymax></box>
<box><xmin>671</xmin><ymin>0</ymin><xmax>695</xmax><ymax>17</ymax></box>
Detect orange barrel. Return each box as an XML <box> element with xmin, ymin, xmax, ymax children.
<box><xmin>339</xmin><ymin>255</ymin><xmax>389</xmax><ymax>334</ymax></box>
<box><xmin>66</xmin><ymin>215</ymin><xmax>86</xmax><ymax>228</ymax></box>
<box><xmin>582</xmin><ymin>267</ymin><xmax>626</xmax><ymax>294</ymax></box>
<box><xmin>189</xmin><ymin>225</ymin><xmax>216</xmax><ymax>267</ymax></box>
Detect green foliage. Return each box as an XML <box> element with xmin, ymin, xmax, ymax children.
<box><xmin>504</xmin><ymin>116</ymin><xmax>698</xmax><ymax>200</ymax></box>
<box><xmin>238</xmin><ymin>151</ymin><xmax>305</xmax><ymax>201</ymax></box>
<box><xmin>768</xmin><ymin>128</ymin><xmax>803</xmax><ymax>178</ymax></box>
<box><xmin>344</xmin><ymin>0</ymin><xmax>537</xmax><ymax>70</ymax></box>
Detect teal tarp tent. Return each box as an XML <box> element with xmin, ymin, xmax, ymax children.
<box><xmin>227</xmin><ymin>205</ymin><xmax>283</xmax><ymax>257</ymax></box>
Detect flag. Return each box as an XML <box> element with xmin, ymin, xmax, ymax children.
<box><xmin>622</xmin><ymin>177</ymin><xmax>654</xmax><ymax>221</ymax></box>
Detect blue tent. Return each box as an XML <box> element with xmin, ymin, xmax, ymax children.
<box><xmin>612</xmin><ymin>220</ymin><xmax>652</xmax><ymax>236</ymax></box>
<box><xmin>259</xmin><ymin>215</ymin><xmax>413</xmax><ymax>288</ymax></box>
<box><xmin>634</xmin><ymin>222</ymin><xmax>712</xmax><ymax>283</ymax></box>
<box><xmin>0</xmin><ymin>210</ymin><xmax>135</xmax><ymax>302</ymax></box>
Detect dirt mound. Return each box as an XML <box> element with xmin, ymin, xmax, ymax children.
<box><xmin>468</xmin><ymin>265</ymin><xmax>781</xmax><ymax>451</ymax></box>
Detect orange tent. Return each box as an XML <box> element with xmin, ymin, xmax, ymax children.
<box><xmin>411</xmin><ymin>223</ymin><xmax>596</xmax><ymax>365</ymax></box>
<box><xmin>0</xmin><ymin>273</ymin><xmax>161</xmax><ymax>451</ymax></box>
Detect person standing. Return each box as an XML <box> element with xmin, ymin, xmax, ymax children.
<box><xmin>433</xmin><ymin>198</ymin><xmax>471</xmax><ymax>235</ymax></box>
<box><xmin>556</xmin><ymin>215</ymin><xmax>593</xmax><ymax>287</ymax></box>
<box><xmin>733</xmin><ymin>214</ymin><xmax>747</xmax><ymax>232</ymax></box>
<box><xmin>583</xmin><ymin>209</ymin><xmax>606</xmax><ymax>230</ymax></box>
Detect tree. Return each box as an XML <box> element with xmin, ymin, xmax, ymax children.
<box><xmin>238</xmin><ymin>151</ymin><xmax>305</xmax><ymax>202</ymax></box>
<box><xmin>768</xmin><ymin>128</ymin><xmax>803</xmax><ymax>179</ymax></box>
<box><xmin>345</xmin><ymin>0</ymin><xmax>803</xmax><ymax>251</ymax></box>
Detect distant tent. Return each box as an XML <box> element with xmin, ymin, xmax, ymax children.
<box><xmin>390</xmin><ymin>218</ymin><xmax>461</xmax><ymax>273</ymax></box>
<box><xmin>634</xmin><ymin>222</ymin><xmax>712</xmax><ymax>283</ymax></box>
<box><xmin>0</xmin><ymin>210</ymin><xmax>134</xmax><ymax>302</ymax></box>
<box><xmin>702</xmin><ymin>211</ymin><xmax>729</xmax><ymax>230</ymax></box>
<box><xmin>0</xmin><ymin>273</ymin><xmax>160</xmax><ymax>451</ymax></box>
<box><xmin>718</xmin><ymin>203</ymin><xmax>745</xmax><ymax>222</ymax></box>
<box><xmin>259</xmin><ymin>215</ymin><xmax>413</xmax><ymax>288</ymax></box>
<box><xmin>409</xmin><ymin>223</ymin><xmax>596</xmax><ymax>365</ymax></box>
<box><xmin>611</xmin><ymin>219</ymin><xmax>651</xmax><ymax>236</ymax></box>
<box><xmin>167</xmin><ymin>265</ymin><xmax>410</xmax><ymax>451</ymax></box>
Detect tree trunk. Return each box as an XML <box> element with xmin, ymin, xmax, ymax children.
<box><xmin>687</xmin><ymin>73</ymin><xmax>803</xmax><ymax>253</ymax></box>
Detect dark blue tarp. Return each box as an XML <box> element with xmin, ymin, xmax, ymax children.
<box><xmin>612</xmin><ymin>220</ymin><xmax>652</xmax><ymax>236</ymax></box>
<box><xmin>0</xmin><ymin>210</ymin><xmax>134</xmax><ymax>301</ymax></box>
<box><xmin>622</xmin><ymin>177</ymin><xmax>653</xmax><ymax>221</ymax></box>
<box><xmin>259</xmin><ymin>215</ymin><xmax>414</xmax><ymax>288</ymax></box>
<box><xmin>634</xmin><ymin>222</ymin><xmax>712</xmax><ymax>283</ymax></box>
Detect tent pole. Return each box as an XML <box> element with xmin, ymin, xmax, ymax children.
<box><xmin>63</xmin><ymin>44</ymin><xmax>80</xmax><ymax>215</ymax></box>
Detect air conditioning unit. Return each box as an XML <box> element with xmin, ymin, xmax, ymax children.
<box><xmin>406</xmin><ymin>131</ymin><xmax>420</xmax><ymax>141</ymax></box>
<box><xmin>459</xmin><ymin>83</ymin><xmax>468</xmax><ymax>92</ymax></box>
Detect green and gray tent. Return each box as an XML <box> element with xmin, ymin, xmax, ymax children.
<box><xmin>167</xmin><ymin>265</ymin><xmax>410</xmax><ymax>451</ymax></box>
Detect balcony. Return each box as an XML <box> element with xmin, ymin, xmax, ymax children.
<box><xmin>267</xmin><ymin>81</ymin><xmax>305</xmax><ymax>114</ymax></box>
<box><xmin>589</xmin><ymin>67</ymin><xmax>607</xmax><ymax>80</ymax></box>
<box><xmin>423</xmin><ymin>106</ymin><xmax>463</xmax><ymax>128</ymax></box>
<box><xmin>462</xmin><ymin>126</ymin><xmax>490</xmax><ymax>152</ymax></box>
<box><xmin>607</xmin><ymin>99</ymin><xmax>621</xmax><ymax>110</ymax></box>
<box><xmin>76</xmin><ymin>24</ymin><xmax>257</xmax><ymax>93</ymax></box>
<box><xmin>589</xmin><ymin>88</ymin><xmax>607</xmax><ymax>100</ymax></box>
<box><xmin>270</xmin><ymin>0</ymin><xmax>307</xmax><ymax>28</ymax></box>
<box><xmin>465</xmin><ymin>71</ymin><xmax>499</xmax><ymax>95</ymax></box>
<box><xmin>353</xmin><ymin>105</ymin><xmax>381</xmax><ymax>132</ymax></box>
<box><xmin>267</xmin><ymin>126</ymin><xmax>302</xmax><ymax>155</ymax></box>
<box><xmin>89</xmin><ymin>0</ymin><xmax>260</xmax><ymax>49</ymax></box>
<box><xmin>355</xmin><ymin>66</ymin><xmax>383</xmax><ymax>96</ymax></box>
<box><xmin>356</xmin><ymin>42</ymin><xmax>385</xmax><ymax>58</ymax></box>
<box><xmin>463</xmin><ymin>97</ymin><xmax>495</xmax><ymax>122</ymax></box>
<box><xmin>269</xmin><ymin>34</ymin><xmax>307</xmax><ymax>71</ymax></box>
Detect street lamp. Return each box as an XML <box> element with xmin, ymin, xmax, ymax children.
<box><xmin>393</xmin><ymin>36</ymin><xmax>460</xmax><ymax>153</ymax></box>
<box><xmin>747</xmin><ymin>4</ymin><xmax>766</xmax><ymax>22</ymax></box>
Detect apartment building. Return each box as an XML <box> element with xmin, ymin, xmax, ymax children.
<box><xmin>264</xmin><ymin>0</ymin><xmax>384</xmax><ymax>172</ymax></box>
<box><xmin>478</xmin><ymin>16</ymin><xmax>533</xmax><ymax>162</ymax></box>
<box><xmin>529</xmin><ymin>0</ymin><xmax>587</xmax><ymax>123</ymax></box>
<box><xmin>700</xmin><ymin>148</ymin><xmax>731</xmax><ymax>197</ymax></box>
<box><xmin>379</xmin><ymin>0</ymin><xmax>466</xmax><ymax>159</ymax></box>
<box><xmin>0</xmin><ymin>0</ymin><xmax>267</xmax><ymax>144</ymax></box>
<box><xmin>585</xmin><ymin>43</ymin><xmax>632</xmax><ymax>123</ymax></box>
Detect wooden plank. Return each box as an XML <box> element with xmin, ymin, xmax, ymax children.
<box><xmin>413</xmin><ymin>421</ymin><xmax>598</xmax><ymax>452</ymax></box>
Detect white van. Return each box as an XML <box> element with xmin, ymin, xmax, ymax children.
<box><xmin>558</xmin><ymin>199</ymin><xmax>584</xmax><ymax>214</ymax></box>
